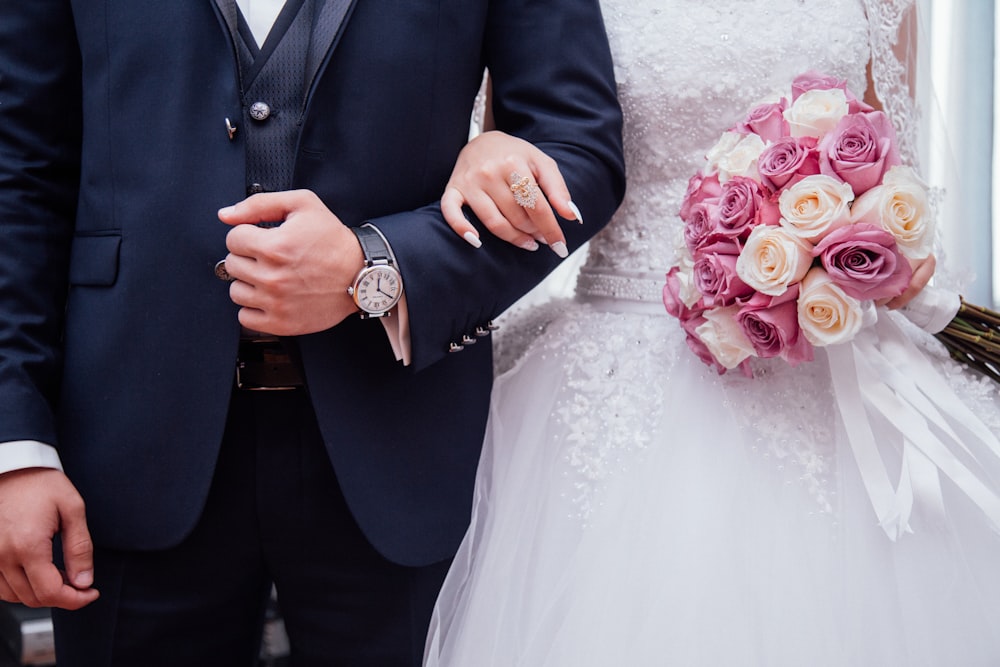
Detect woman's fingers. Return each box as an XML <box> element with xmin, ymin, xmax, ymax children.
<box><xmin>440</xmin><ymin>131</ymin><xmax>581</xmax><ymax>256</ymax></box>
<box><xmin>886</xmin><ymin>254</ymin><xmax>937</xmax><ymax>310</ymax></box>
<box><xmin>441</xmin><ymin>186</ymin><xmax>483</xmax><ymax>248</ymax></box>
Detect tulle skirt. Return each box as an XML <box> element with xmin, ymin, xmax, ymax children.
<box><xmin>425</xmin><ymin>301</ymin><xmax>1000</xmax><ymax>666</ymax></box>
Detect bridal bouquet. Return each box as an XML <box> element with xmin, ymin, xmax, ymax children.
<box><xmin>663</xmin><ymin>71</ymin><xmax>935</xmax><ymax>375</ymax></box>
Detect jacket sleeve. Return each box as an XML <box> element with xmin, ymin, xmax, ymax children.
<box><xmin>0</xmin><ymin>0</ymin><xmax>82</xmax><ymax>444</ymax></box>
<box><xmin>372</xmin><ymin>0</ymin><xmax>625</xmax><ymax>372</ymax></box>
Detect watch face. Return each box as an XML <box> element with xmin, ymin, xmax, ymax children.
<box><xmin>353</xmin><ymin>265</ymin><xmax>402</xmax><ymax>314</ymax></box>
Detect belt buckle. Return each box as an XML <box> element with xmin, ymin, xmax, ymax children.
<box><xmin>236</xmin><ymin>338</ymin><xmax>305</xmax><ymax>391</ymax></box>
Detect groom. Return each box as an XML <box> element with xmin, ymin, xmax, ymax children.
<box><xmin>0</xmin><ymin>1</ymin><xmax>624</xmax><ymax>665</ymax></box>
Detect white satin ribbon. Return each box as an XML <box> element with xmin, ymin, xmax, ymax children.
<box><xmin>827</xmin><ymin>309</ymin><xmax>1000</xmax><ymax>540</ymax></box>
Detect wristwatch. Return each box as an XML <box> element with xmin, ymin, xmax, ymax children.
<box><xmin>347</xmin><ymin>223</ymin><xmax>403</xmax><ymax>318</ymax></box>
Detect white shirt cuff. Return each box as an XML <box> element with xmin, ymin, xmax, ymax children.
<box><xmin>0</xmin><ymin>441</ymin><xmax>64</xmax><ymax>476</ymax></box>
<box><xmin>379</xmin><ymin>294</ymin><xmax>412</xmax><ymax>366</ymax></box>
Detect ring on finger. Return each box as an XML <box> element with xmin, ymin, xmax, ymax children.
<box><xmin>509</xmin><ymin>172</ymin><xmax>539</xmax><ymax>210</ymax></box>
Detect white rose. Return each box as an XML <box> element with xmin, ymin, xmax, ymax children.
<box><xmin>783</xmin><ymin>88</ymin><xmax>849</xmax><ymax>139</ymax></box>
<box><xmin>716</xmin><ymin>133</ymin><xmax>766</xmax><ymax>183</ymax></box>
<box><xmin>796</xmin><ymin>267</ymin><xmax>866</xmax><ymax>346</ymax></box>
<box><xmin>704</xmin><ymin>131</ymin><xmax>742</xmax><ymax>175</ymax></box>
<box><xmin>695</xmin><ymin>306</ymin><xmax>755</xmax><ymax>369</ymax></box>
<box><xmin>673</xmin><ymin>250</ymin><xmax>702</xmax><ymax>309</ymax></box>
<box><xmin>778</xmin><ymin>174</ymin><xmax>854</xmax><ymax>242</ymax></box>
<box><xmin>736</xmin><ymin>224</ymin><xmax>814</xmax><ymax>296</ymax></box>
<box><xmin>704</xmin><ymin>132</ymin><xmax>765</xmax><ymax>183</ymax></box>
<box><xmin>850</xmin><ymin>165</ymin><xmax>933</xmax><ymax>260</ymax></box>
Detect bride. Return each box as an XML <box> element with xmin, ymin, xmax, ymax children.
<box><xmin>424</xmin><ymin>0</ymin><xmax>1000</xmax><ymax>665</ymax></box>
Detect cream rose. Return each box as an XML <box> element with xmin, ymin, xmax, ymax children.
<box><xmin>695</xmin><ymin>306</ymin><xmax>755</xmax><ymax>369</ymax></box>
<box><xmin>850</xmin><ymin>165</ymin><xmax>933</xmax><ymax>260</ymax></box>
<box><xmin>778</xmin><ymin>174</ymin><xmax>854</xmax><ymax>242</ymax></box>
<box><xmin>783</xmin><ymin>88</ymin><xmax>849</xmax><ymax>139</ymax></box>
<box><xmin>736</xmin><ymin>224</ymin><xmax>814</xmax><ymax>296</ymax></box>
<box><xmin>796</xmin><ymin>267</ymin><xmax>866</xmax><ymax>346</ymax></box>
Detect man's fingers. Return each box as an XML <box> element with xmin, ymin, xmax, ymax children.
<box><xmin>218</xmin><ymin>189</ymin><xmax>318</xmax><ymax>227</ymax></box>
<box><xmin>58</xmin><ymin>498</ymin><xmax>94</xmax><ymax>590</ymax></box>
<box><xmin>22</xmin><ymin>561</ymin><xmax>98</xmax><ymax>610</ymax></box>
<box><xmin>2</xmin><ymin>567</ymin><xmax>39</xmax><ymax>607</ymax></box>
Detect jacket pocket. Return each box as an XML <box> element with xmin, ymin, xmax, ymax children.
<box><xmin>68</xmin><ymin>232</ymin><xmax>121</xmax><ymax>286</ymax></box>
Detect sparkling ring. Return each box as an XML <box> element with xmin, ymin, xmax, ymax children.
<box><xmin>509</xmin><ymin>172</ymin><xmax>539</xmax><ymax>209</ymax></box>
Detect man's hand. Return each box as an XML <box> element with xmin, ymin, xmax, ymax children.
<box><xmin>0</xmin><ymin>468</ymin><xmax>98</xmax><ymax>610</ymax></box>
<box><xmin>218</xmin><ymin>190</ymin><xmax>365</xmax><ymax>335</ymax></box>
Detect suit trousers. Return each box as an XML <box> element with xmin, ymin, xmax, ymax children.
<box><xmin>52</xmin><ymin>388</ymin><xmax>452</xmax><ymax>667</ymax></box>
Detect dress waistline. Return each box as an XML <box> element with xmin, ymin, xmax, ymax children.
<box><xmin>575</xmin><ymin>268</ymin><xmax>667</xmax><ymax>315</ymax></box>
<box><xmin>576</xmin><ymin>267</ymin><xmax>665</xmax><ymax>301</ymax></box>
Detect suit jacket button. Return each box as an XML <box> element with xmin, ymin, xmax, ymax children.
<box><xmin>247</xmin><ymin>183</ymin><xmax>266</xmax><ymax>195</ymax></box>
<box><xmin>249</xmin><ymin>101</ymin><xmax>271</xmax><ymax>121</ymax></box>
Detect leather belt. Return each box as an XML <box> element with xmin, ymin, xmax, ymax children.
<box><xmin>236</xmin><ymin>338</ymin><xmax>305</xmax><ymax>391</ymax></box>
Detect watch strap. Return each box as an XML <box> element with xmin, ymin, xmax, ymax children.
<box><xmin>353</xmin><ymin>223</ymin><xmax>395</xmax><ymax>267</ymax></box>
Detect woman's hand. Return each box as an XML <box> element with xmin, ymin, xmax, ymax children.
<box><xmin>883</xmin><ymin>254</ymin><xmax>936</xmax><ymax>310</ymax></box>
<box><xmin>441</xmin><ymin>131</ymin><xmax>582</xmax><ymax>257</ymax></box>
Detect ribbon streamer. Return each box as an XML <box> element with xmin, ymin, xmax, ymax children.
<box><xmin>827</xmin><ymin>309</ymin><xmax>1000</xmax><ymax>540</ymax></box>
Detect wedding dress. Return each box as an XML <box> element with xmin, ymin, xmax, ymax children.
<box><xmin>425</xmin><ymin>0</ymin><xmax>1000</xmax><ymax>664</ymax></box>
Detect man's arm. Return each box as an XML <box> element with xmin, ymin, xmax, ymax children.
<box><xmin>0</xmin><ymin>1</ymin><xmax>98</xmax><ymax>610</ymax></box>
<box><xmin>376</xmin><ymin>0</ymin><xmax>625</xmax><ymax>372</ymax></box>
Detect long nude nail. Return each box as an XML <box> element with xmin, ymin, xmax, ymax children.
<box><xmin>463</xmin><ymin>231</ymin><xmax>482</xmax><ymax>248</ymax></box>
<box><xmin>551</xmin><ymin>241</ymin><xmax>569</xmax><ymax>258</ymax></box>
<box><xmin>567</xmin><ymin>200</ymin><xmax>584</xmax><ymax>225</ymax></box>
<box><xmin>519</xmin><ymin>240</ymin><xmax>540</xmax><ymax>252</ymax></box>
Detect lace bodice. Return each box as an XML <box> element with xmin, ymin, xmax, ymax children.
<box><xmin>578</xmin><ymin>0</ymin><xmax>871</xmax><ymax>299</ymax></box>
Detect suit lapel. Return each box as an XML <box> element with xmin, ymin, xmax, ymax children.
<box><xmin>211</xmin><ymin>0</ymin><xmax>240</xmax><ymax>45</ymax></box>
<box><xmin>211</xmin><ymin>0</ymin><xmax>358</xmax><ymax>105</ymax></box>
<box><xmin>304</xmin><ymin>0</ymin><xmax>358</xmax><ymax>101</ymax></box>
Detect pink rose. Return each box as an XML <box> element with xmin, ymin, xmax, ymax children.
<box><xmin>812</xmin><ymin>222</ymin><xmax>912</xmax><ymax>301</ymax></box>
<box><xmin>736</xmin><ymin>100</ymin><xmax>789</xmax><ymax>143</ymax></box>
<box><xmin>791</xmin><ymin>71</ymin><xmax>873</xmax><ymax>114</ymax></box>
<box><xmin>693</xmin><ymin>252</ymin><xmax>755</xmax><ymax>308</ymax></box>
<box><xmin>716</xmin><ymin>176</ymin><xmax>779</xmax><ymax>239</ymax></box>
<box><xmin>680</xmin><ymin>171</ymin><xmax>722</xmax><ymax>221</ymax></box>
<box><xmin>818</xmin><ymin>111</ymin><xmax>901</xmax><ymax>196</ymax></box>
<box><xmin>757</xmin><ymin>137</ymin><xmax>820</xmax><ymax>193</ymax></box>
<box><xmin>736</xmin><ymin>289</ymin><xmax>814</xmax><ymax>365</ymax></box>
<box><xmin>682</xmin><ymin>200</ymin><xmax>722</xmax><ymax>254</ymax></box>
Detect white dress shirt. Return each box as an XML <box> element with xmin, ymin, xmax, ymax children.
<box><xmin>236</xmin><ymin>0</ymin><xmax>285</xmax><ymax>47</ymax></box>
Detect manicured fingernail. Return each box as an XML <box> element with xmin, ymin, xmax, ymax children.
<box><xmin>218</xmin><ymin>206</ymin><xmax>235</xmax><ymax>217</ymax></box>
<box><xmin>462</xmin><ymin>231</ymin><xmax>482</xmax><ymax>248</ymax></box>
<box><xmin>567</xmin><ymin>200</ymin><xmax>583</xmax><ymax>224</ymax></box>
<box><xmin>551</xmin><ymin>241</ymin><xmax>569</xmax><ymax>259</ymax></box>
<box><xmin>519</xmin><ymin>240</ymin><xmax>540</xmax><ymax>252</ymax></box>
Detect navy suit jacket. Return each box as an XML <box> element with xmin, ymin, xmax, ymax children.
<box><xmin>0</xmin><ymin>0</ymin><xmax>624</xmax><ymax>566</ymax></box>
